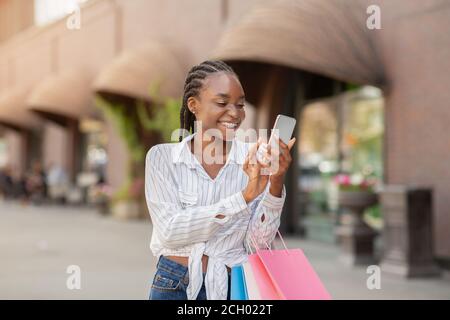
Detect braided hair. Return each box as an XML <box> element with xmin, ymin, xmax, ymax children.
<box><xmin>179</xmin><ymin>60</ymin><xmax>238</xmax><ymax>142</ymax></box>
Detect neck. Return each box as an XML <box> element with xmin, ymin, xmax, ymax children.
<box><xmin>191</xmin><ymin>132</ymin><xmax>232</xmax><ymax>164</ymax></box>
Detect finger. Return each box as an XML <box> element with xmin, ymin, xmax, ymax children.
<box><xmin>276</xmin><ymin>138</ymin><xmax>294</xmax><ymax>159</ymax></box>
<box><xmin>260</xmin><ymin>134</ymin><xmax>269</xmax><ymax>144</ymax></box>
<box><xmin>247</xmin><ymin>140</ymin><xmax>260</xmax><ymax>165</ymax></box>
<box><xmin>249</xmin><ymin>140</ymin><xmax>259</xmax><ymax>156</ymax></box>
<box><xmin>257</xmin><ymin>149</ymin><xmax>270</xmax><ymax>163</ymax></box>
<box><xmin>266</xmin><ymin>142</ymin><xmax>271</xmax><ymax>156</ymax></box>
<box><xmin>243</xmin><ymin>154</ymin><xmax>249</xmax><ymax>170</ymax></box>
<box><xmin>278</xmin><ymin>143</ymin><xmax>289</xmax><ymax>159</ymax></box>
<box><xmin>287</xmin><ymin>137</ymin><xmax>296</xmax><ymax>151</ymax></box>
<box><xmin>277</xmin><ymin>136</ymin><xmax>287</xmax><ymax>149</ymax></box>
<box><xmin>257</xmin><ymin>150</ymin><xmax>271</xmax><ymax>168</ymax></box>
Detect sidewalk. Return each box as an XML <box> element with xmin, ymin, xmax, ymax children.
<box><xmin>0</xmin><ymin>201</ymin><xmax>449</xmax><ymax>299</ymax></box>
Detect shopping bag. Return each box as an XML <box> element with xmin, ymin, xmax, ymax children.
<box><xmin>247</xmin><ymin>253</ymin><xmax>283</xmax><ymax>299</ymax></box>
<box><xmin>247</xmin><ymin>231</ymin><xmax>331</xmax><ymax>300</ymax></box>
<box><xmin>230</xmin><ymin>265</ymin><xmax>248</xmax><ymax>300</ymax></box>
<box><xmin>242</xmin><ymin>261</ymin><xmax>261</xmax><ymax>300</ymax></box>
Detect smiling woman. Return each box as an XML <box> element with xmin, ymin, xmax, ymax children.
<box><xmin>179</xmin><ymin>60</ymin><xmax>245</xmax><ymax>143</ymax></box>
<box><xmin>145</xmin><ymin>60</ymin><xmax>295</xmax><ymax>300</ymax></box>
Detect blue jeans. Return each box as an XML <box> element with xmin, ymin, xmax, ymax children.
<box><xmin>149</xmin><ymin>255</ymin><xmax>231</xmax><ymax>300</ymax></box>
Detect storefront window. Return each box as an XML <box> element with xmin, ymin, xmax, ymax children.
<box><xmin>79</xmin><ymin>118</ymin><xmax>107</xmax><ymax>176</ymax></box>
<box><xmin>341</xmin><ymin>87</ymin><xmax>384</xmax><ymax>178</ymax></box>
<box><xmin>77</xmin><ymin>118</ymin><xmax>108</xmax><ymax>204</ymax></box>
<box><xmin>298</xmin><ymin>99</ymin><xmax>339</xmax><ymax>218</ymax></box>
<box><xmin>298</xmin><ymin>86</ymin><xmax>384</xmax><ymax>241</ymax></box>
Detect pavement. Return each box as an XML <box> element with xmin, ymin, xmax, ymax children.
<box><xmin>1</xmin><ymin>200</ymin><xmax>449</xmax><ymax>300</ymax></box>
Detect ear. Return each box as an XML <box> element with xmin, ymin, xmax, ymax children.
<box><xmin>187</xmin><ymin>96</ymin><xmax>199</xmax><ymax>114</ymax></box>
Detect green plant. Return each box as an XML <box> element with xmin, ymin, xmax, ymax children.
<box><xmin>137</xmin><ymin>96</ymin><xmax>181</xmax><ymax>143</ymax></box>
<box><xmin>346</xmin><ymin>83</ymin><xmax>361</xmax><ymax>91</ymax></box>
<box><xmin>365</xmin><ymin>204</ymin><xmax>381</xmax><ymax>219</ymax></box>
<box><xmin>95</xmin><ymin>84</ymin><xmax>182</xmax><ymax>206</ymax></box>
<box><xmin>95</xmin><ymin>96</ymin><xmax>145</xmax><ymax>164</ymax></box>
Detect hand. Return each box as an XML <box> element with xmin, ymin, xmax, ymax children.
<box><xmin>266</xmin><ymin>135</ymin><xmax>296</xmax><ymax>184</ymax></box>
<box><xmin>242</xmin><ymin>138</ymin><xmax>271</xmax><ymax>203</ymax></box>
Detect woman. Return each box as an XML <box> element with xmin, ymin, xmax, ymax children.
<box><xmin>145</xmin><ymin>60</ymin><xmax>295</xmax><ymax>300</ymax></box>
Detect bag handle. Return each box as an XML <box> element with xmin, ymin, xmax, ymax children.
<box><xmin>246</xmin><ymin>229</ymin><xmax>289</xmax><ymax>255</ymax></box>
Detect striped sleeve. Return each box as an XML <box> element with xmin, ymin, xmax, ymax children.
<box><xmin>145</xmin><ymin>146</ymin><xmax>249</xmax><ymax>249</ymax></box>
<box><xmin>245</xmin><ymin>182</ymin><xmax>286</xmax><ymax>250</ymax></box>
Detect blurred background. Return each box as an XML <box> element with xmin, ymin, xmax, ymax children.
<box><xmin>0</xmin><ymin>0</ymin><xmax>449</xmax><ymax>299</ymax></box>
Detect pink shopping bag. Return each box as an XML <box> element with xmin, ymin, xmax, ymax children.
<box><xmin>247</xmin><ymin>254</ymin><xmax>282</xmax><ymax>299</ymax></box>
<box><xmin>247</xmin><ymin>231</ymin><xmax>331</xmax><ymax>300</ymax></box>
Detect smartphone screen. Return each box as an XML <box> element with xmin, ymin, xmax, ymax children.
<box><xmin>269</xmin><ymin>114</ymin><xmax>297</xmax><ymax>146</ymax></box>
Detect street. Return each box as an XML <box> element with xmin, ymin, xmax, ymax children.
<box><xmin>1</xmin><ymin>201</ymin><xmax>449</xmax><ymax>299</ymax></box>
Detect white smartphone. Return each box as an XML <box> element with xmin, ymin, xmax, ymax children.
<box><xmin>270</xmin><ymin>114</ymin><xmax>297</xmax><ymax>146</ymax></box>
<box><xmin>257</xmin><ymin>114</ymin><xmax>296</xmax><ymax>165</ymax></box>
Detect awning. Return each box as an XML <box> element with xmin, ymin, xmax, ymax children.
<box><xmin>27</xmin><ymin>69</ymin><xmax>93</xmax><ymax>126</ymax></box>
<box><xmin>0</xmin><ymin>87</ymin><xmax>41</xmax><ymax>131</ymax></box>
<box><xmin>93</xmin><ymin>42</ymin><xmax>186</xmax><ymax>103</ymax></box>
<box><xmin>212</xmin><ymin>0</ymin><xmax>385</xmax><ymax>87</ymax></box>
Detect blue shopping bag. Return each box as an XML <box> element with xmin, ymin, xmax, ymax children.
<box><xmin>230</xmin><ymin>265</ymin><xmax>248</xmax><ymax>300</ymax></box>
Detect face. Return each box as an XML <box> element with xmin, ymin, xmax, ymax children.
<box><xmin>187</xmin><ymin>72</ymin><xmax>246</xmax><ymax>141</ymax></box>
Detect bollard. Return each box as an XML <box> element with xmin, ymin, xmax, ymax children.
<box><xmin>379</xmin><ymin>185</ymin><xmax>441</xmax><ymax>278</ymax></box>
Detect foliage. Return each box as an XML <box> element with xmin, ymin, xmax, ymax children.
<box><xmin>137</xmin><ymin>96</ymin><xmax>181</xmax><ymax>143</ymax></box>
<box><xmin>95</xmin><ymin>84</ymin><xmax>182</xmax><ymax>205</ymax></box>
<box><xmin>95</xmin><ymin>96</ymin><xmax>145</xmax><ymax>164</ymax></box>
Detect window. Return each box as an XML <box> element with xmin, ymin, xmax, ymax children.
<box><xmin>298</xmin><ymin>86</ymin><xmax>384</xmax><ymax>241</ymax></box>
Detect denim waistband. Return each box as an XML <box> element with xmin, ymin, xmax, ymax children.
<box><xmin>157</xmin><ymin>255</ymin><xmax>231</xmax><ymax>278</ymax></box>
<box><xmin>157</xmin><ymin>255</ymin><xmax>189</xmax><ymax>278</ymax></box>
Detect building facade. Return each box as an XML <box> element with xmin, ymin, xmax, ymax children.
<box><xmin>0</xmin><ymin>0</ymin><xmax>449</xmax><ymax>263</ymax></box>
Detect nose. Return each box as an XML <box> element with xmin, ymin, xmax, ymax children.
<box><xmin>227</xmin><ymin>104</ymin><xmax>241</xmax><ymax>118</ymax></box>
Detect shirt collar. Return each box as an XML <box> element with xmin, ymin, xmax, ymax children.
<box><xmin>172</xmin><ymin>132</ymin><xmax>239</xmax><ymax>169</ymax></box>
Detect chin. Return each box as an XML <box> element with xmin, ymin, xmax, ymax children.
<box><xmin>221</xmin><ymin>127</ymin><xmax>239</xmax><ymax>141</ymax></box>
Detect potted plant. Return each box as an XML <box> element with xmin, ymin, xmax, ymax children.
<box><xmin>110</xmin><ymin>178</ymin><xmax>144</xmax><ymax>220</ymax></box>
<box><xmin>334</xmin><ymin>173</ymin><xmax>379</xmax><ymax>265</ymax></box>
<box><xmin>335</xmin><ymin>174</ymin><xmax>378</xmax><ymax>219</ymax></box>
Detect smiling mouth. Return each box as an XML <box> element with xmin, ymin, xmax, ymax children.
<box><xmin>218</xmin><ymin>121</ymin><xmax>240</xmax><ymax>129</ymax></box>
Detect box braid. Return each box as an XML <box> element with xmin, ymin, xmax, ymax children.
<box><xmin>179</xmin><ymin>60</ymin><xmax>237</xmax><ymax>142</ymax></box>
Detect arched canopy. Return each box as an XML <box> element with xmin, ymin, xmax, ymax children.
<box><xmin>212</xmin><ymin>0</ymin><xmax>385</xmax><ymax>88</ymax></box>
<box><xmin>93</xmin><ymin>42</ymin><xmax>187</xmax><ymax>104</ymax></box>
<box><xmin>27</xmin><ymin>68</ymin><xmax>93</xmax><ymax>126</ymax></box>
<box><xmin>0</xmin><ymin>87</ymin><xmax>41</xmax><ymax>131</ymax></box>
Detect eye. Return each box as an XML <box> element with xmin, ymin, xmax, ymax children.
<box><xmin>236</xmin><ymin>104</ymin><xmax>245</xmax><ymax>109</ymax></box>
<box><xmin>216</xmin><ymin>102</ymin><xmax>227</xmax><ymax>107</ymax></box>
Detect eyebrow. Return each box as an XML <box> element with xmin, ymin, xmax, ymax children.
<box><xmin>215</xmin><ymin>93</ymin><xmax>245</xmax><ymax>100</ymax></box>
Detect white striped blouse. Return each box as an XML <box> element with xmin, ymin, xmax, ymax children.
<box><xmin>144</xmin><ymin>132</ymin><xmax>286</xmax><ymax>300</ymax></box>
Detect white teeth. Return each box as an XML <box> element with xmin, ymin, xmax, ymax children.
<box><xmin>220</xmin><ymin>122</ymin><xmax>238</xmax><ymax>129</ymax></box>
